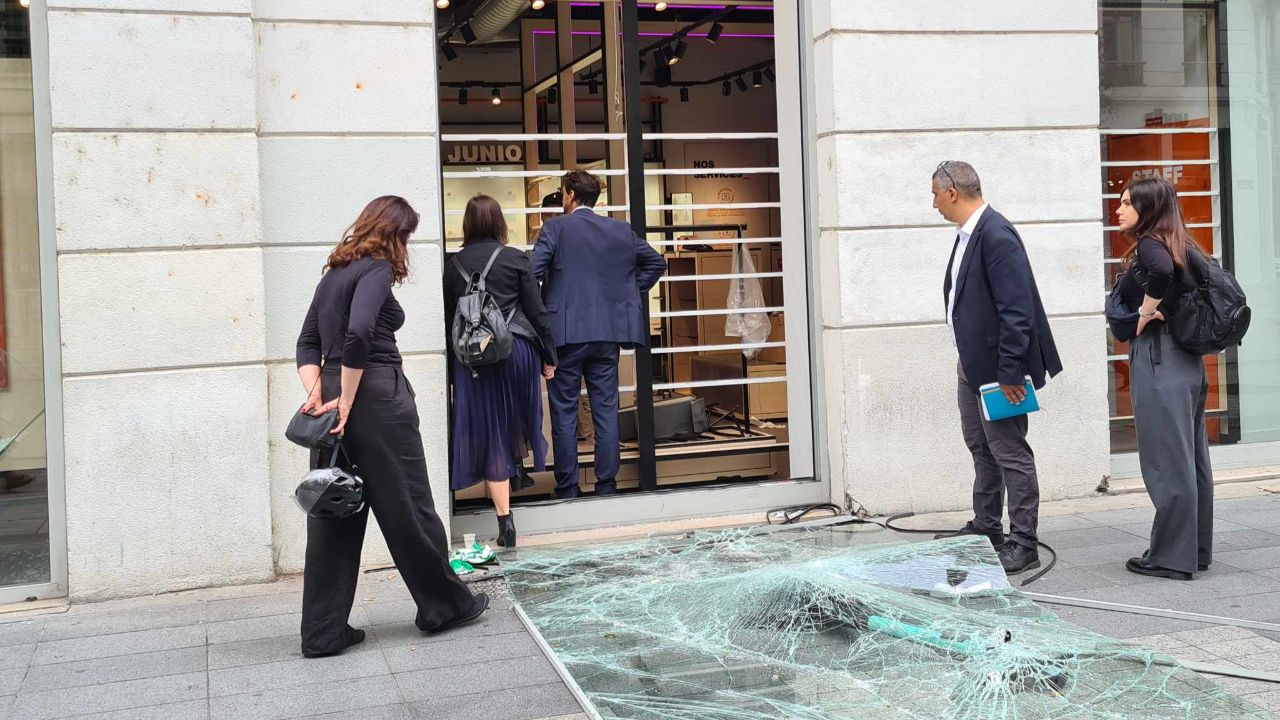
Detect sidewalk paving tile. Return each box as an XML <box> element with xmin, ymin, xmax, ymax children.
<box><xmin>60</xmin><ymin>699</ymin><xmax>210</xmax><ymax>720</ymax></box>
<box><xmin>395</xmin><ymin>654</ymin><xmax>560</xmax><ymax>703</ymax></box>
<box><xmin>407</xmin><ymin>682</ymin><xmax>582</xmax><ymax>720</ymax></box>
<box><xmin>1198</xmin><ymin>637</ymin><xmax>1280</xmax><ymax>661</ymax></box>
<box><xmin>1039</xmin><ymin>526</ymin><xmax>1142</xmax><ymax>550</ymax></box>
<box><xmin>0</xmin><ymin>620</ymin><xmax>43</xmax><ymax>648</ymax></box>
<box><xmin>205</xmin><ymin>593</ymin><xmax>304</xmax><ymax>623</ymax></box>
<box><xmin>11</xmin><ymin>671</ymin><xmax>206</xmax><ymax>720</ymax></box>
<box><xmin>31</xmin><ymin>625</ymin><xmax>206</xmax><ymax>666</ymax></box>
<box><xmin>381</xmin><ymin>631</ymin><xmax>539</xmax><ymax>674</ymax></box>
<box><xmin>208</xmin><ymin>675</ymin><xmax>402</xmax><ymax>720</ymax></box>
<box><xmin>210</xmin><ymin>649</ymin><xmax>390</xmax><ymax>697</ymax></box>
<box><xmin>40</xmin><ymin>602</ymin><xmax>207</xmax><ymax>641</ymax></box>
<box><xmin>0</xmin><ymin>645</ymin><xmax>33</xmax><ymax>671</ymax></box>
<box><xmin>20</xmin><ymin>646</ymin><xmax>206</xmax><ymax>693</ymax></box>
<box><xmin>296</xmin><ymin>704</ymin><xmax>413</xmax><ymax>720</ymax></box>
<box><xmin>0</xmin><ymin>670</ymin><xmax>22</xmax><ymax>697</ymax></box>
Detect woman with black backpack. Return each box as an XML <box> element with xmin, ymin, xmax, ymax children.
<box><xmin>1112</xmin><ymin>177</ymin><xmax>1214</xmax><ymax>581</ymax></box>
<box><xmin>444</xmin><ymin>195</ymin><xmax>558</xmax><ymax>548</ymax></box>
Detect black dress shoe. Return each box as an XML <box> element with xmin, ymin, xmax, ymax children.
<box><xmin>594</xmin><ymin>481</ymin><xmax>618</xmax><ymax>496</ymax></box>
<box><xmin>302</xmin><ymin>627</ymin><xmax>366</xmax><ymax>659</ymax></box>
<box><xmin>429</xmin><ymin>593</ymin><xmax>490</xmax><ymax>635</ymax></box>
<box><xmin>934</xmin><ymin>522</ymin><xmax>1004</xmax><ymax>549</ymax></box>
<box><xmin>1126</xmin><ymin>557</ymin><xmax>1192</xmax><ymax>581</ymax></box>
<box><xmin>1199</xmin><ymin>563</ymin><xmax>1210</xmax><ymax>572</ymax></box>
<box><xmin>998</xmin><ymin>543</ymin><xmax>1041</xmax><ymax>574</ymax></box>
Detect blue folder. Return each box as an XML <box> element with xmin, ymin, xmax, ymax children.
<box><xmin>978</xmin><ymin>376</ymin><xmax>1039</xmax><ymax>422</ymax></box>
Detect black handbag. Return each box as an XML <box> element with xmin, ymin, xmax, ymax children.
<box><xmin>285</xmin><ymin>408</ymin><xmax>338</xmax><ymax>450</ymax></box>
<box><xmin>285</xmin><ymin>312</ymin><xmax>344</xmax><ymax>450</ymax></box>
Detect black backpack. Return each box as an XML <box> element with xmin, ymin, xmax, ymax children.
<box><xmin>450</xmin><ymin>248</ymin><xmax>515</xmax><ymax>377</ymax></box>
<box><xmin>1168</xmin><ymin>250</ymin><xmax>1251</xmax><ymax>355</ymax></box>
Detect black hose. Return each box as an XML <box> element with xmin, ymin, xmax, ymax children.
<box><xmin>884</xmin><ymin>512</ymin><xmax>1057</xmax><ymax>587</ymax></box>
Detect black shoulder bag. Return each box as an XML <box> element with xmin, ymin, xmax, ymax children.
<box><xmin>285</xmin><ymin>314</ymin><xmax>344</xmax><ymax>450</ymax></box>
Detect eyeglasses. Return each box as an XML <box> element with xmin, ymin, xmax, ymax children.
<box><xmin>936</xmin><ymin>161</ymin><xmax>957</xmax><ymax>191</ymax></box>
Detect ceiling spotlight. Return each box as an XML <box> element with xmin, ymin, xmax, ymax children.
<box><xmin>435</xmin><ymin>0</ymin><xmax>450</xmax><ymax>8</ymax></box>
<box><xmin>706</xmin><ymin>22</ymin><xmax>723</xmax><ymax>44</ymax></box>
<box><xmin>654</xmin><ymin>48</ymin><xmax>668</xmax><ymax>70</ymax></box>
<box><xmin>588</xmin><ymin>78</ymin><xmax>599</xmax><ymax>95</ymax></box>
<box><xmin>531</xmin><ymin>0</ymin><xmax>546</xmax><ymax>8</ymax></box>
<box><xmin>764</xmin><ymin>66</ymin><xmax>776</xmax><ymax>83</ymax></box>
<box><xmin>752</xmin><ymin>70</ymin><xmax>763</xmax><ymax>87</ymax></box>
<box><xmin>722</xmin><ymin>80</ymin><xmax>731</xmax><ymax>97</ymax></box>
<box><xmin>679</xmin><ymin>87</ymin><xmax>689</xmax><ymax>103</ymax></box>
<box><xmin>669</xmin><ymin>39</ymin><xmax>687</xmax><ymax>66</ymax></box>
<box><xmin>654</xmin><ymin>2</ymin><xmax>668</xmax><ymax>10</ymax></box>
<box><xmin>460</xmin><ymin>23</ymin><xmax>478</xmax><ymax>44</ymax></box>
<box><xmin>735</xmin><ymin>76</ymin><xmax>748</xmax><ymax>93</ymax></box>
<box><xmin>19</xmin><ymin>0</ymin><xmax>31</xmax><ymax>6</ymax></box>
<box><xmin>441</xmin><ymin>43</ymin><xmax>457</xmax><ymax>62</ymax></box>
<box><xmin>458</xmin><ymin>88</ymin><xmax>468</xmax><ymax>105</ymax></box>
<box><xmin>548</xmin><ymin>87</ymin><xmax>558</xmax><ymax>105</ymax></box>
<box><xmin>491</xmin><ymin>88</ymin><xmax>502</xmax><ymax>105</ymax></box>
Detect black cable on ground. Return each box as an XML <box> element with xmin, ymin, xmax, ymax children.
<box><xmin>765</xmin><ymin>503</ymin><xmax>844</xmax><ymax>525</ymax></box>
<box><xmin>884</xmin><ymin>512</ymin><xmax>1057</xmax><ymax>587</ymax></box>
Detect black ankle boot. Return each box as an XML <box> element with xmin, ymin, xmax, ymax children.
<box><xmin>497</xmin><ymin>513</ymin><xmax>517</xmax><ymax>548</ymax></box>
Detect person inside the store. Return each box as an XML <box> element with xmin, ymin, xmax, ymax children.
<box><xmin>444</xmin><ymin>194</ymin><xmax>559</xmax><ymax>547</ymax></box>
<box><xmin>532</xmin><ymin>170</ymin><xmax>667</xmax><ymax>498</ymax></box>
<box><xmin>930</xmin><ymin>161</ymin><xmax>1062</xmax><ymax>575</ymax></box>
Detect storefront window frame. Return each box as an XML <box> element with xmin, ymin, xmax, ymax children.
<box><xmin>1102</xmin><ymin>0</ymin><xmax>1280</xmax><ymax>480</ymax></box>
<box><xmin>445</xmin><ymin>0</ymin><xmax>827</xmax><ymax>538</ymax></box>
<box><xmin>0</xmin><ymin>0</ymin><xmax>69</xmax><ymax>605</ymax></box>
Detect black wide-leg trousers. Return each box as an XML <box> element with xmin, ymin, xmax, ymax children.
<box><xmin>301</xmin><ymin>366</ymin><xmax>475</xmax><ymax>655</ymax></box>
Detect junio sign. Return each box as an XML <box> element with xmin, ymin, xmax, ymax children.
<box><xmin>444</xmin><ymin>143</ymin><xmax>524</xmax><ymax>164</ymax></box>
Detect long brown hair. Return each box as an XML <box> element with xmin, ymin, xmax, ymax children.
<box><xmin>462</xmin><ymin>194</ymin><xmax>509</xmax><ymax>246</ymax></box>
<box><xmin>326</xmin><ymin>196</ymin><xmax>418</xmax><ymax>282</ymax></box>
<box><xmin>1123</xmin><ymin>177</ymin><xmax>1203</xmax><ymax>268</ymax></box>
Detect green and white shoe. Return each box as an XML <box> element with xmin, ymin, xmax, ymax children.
<box><xmin>449</xmin><ymin>558</ymin><xmax>476</xmax><ymax>576</ymax></box>
<box><xmin>452</xmin><ymin>542</ymin><xmax>497</xmax><ymax>566</ymax></box>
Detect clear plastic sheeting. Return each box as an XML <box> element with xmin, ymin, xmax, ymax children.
<box><xmin>503</xmin><ymin>525</ymin><xmax>1278</xmax><ymax>720</ymax></box>
<box><xmin>724</xmin><ymin>245</ymin><xmax>771</xmax><ymax>358</ymax></box>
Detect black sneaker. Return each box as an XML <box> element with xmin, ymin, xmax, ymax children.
<box><xmin>998</xmin><ymin>543</ymin><xmax>1041</xmax><ymax>574</ymax></box>
<box><xmin>1126</xmin><ymin>557</ymin><xmax>1192</xmax><ymax>581</ymax></box>
<box><xmin>934</xmin><ymin>522</ymin><xmax>1004</xmax><ymax>549</ymax></box>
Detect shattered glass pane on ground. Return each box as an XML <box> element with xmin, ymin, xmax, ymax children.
<box><xmin>503</xmin><ymin>524</ymin><xmax>1279</xmax><ymax>719</ymax></box>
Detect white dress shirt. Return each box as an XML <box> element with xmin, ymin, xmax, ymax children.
<box><xmin>947</xmin><ymin>202</ymin><xmax>989</xmax><ymax>347</ymax></box>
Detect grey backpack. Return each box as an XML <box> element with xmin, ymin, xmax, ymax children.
<box><xmin>450</xmin><ymin>248</ymin><xmax>515</xmax><ymax>377</ymax></box>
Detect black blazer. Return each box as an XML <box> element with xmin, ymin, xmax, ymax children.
<box><xmin>943</xmin><ymin>208</ymin><xmax>1062</xmax><ymax>389</ymax></box>
<box><xmin>444</xmin><ymin>239</ymin><xmax>558</xmax><ymax>367</ymax></box>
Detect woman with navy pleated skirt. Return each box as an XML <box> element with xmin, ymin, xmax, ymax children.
<box><xmin>444</xmin><ymin>195</ymin><xmax>557</xmax><ymax>548</ymax></box>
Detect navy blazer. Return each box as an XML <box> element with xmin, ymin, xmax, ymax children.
<box><xmin>943</xmin><ymin>208</ymin><xmax>1062</xmax><ymax>389</ymax></box>
<box><xmin>531</xmin><ymin>208</ymin><xmax>667</xmax><ymax>348</ymax></box>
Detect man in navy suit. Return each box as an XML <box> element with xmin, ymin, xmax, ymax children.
<box><xmin>931</xmin><ymin>161</ymin><xmax>1062</xmax><ymax>574</ymax></box>
<box><xmin>532</xmin><ymin>170</ymin><xmax>667</xmax><ymax>498</ymax></box>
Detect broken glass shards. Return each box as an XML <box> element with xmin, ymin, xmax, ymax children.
<box><xmin>503</xmin><ymin>524</ymin><xmax>1278</xmax><ymax>720</ymax></box>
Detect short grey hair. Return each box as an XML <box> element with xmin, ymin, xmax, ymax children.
<box><xmin>933</xmin><ymin>161</ymin><xmax>983</xmax><ymax>199</ymax></box>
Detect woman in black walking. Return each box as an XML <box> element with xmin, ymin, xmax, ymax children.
<box><xmin>444</xmin><ymin>195</ymin><xmax>557</xmax><ymax>548</ymax></box>
<box><xmin>1113</xmin><ymin>177</ymin><xmax>1214</xmax><ymax>581</ymax></box>
<box><xmin>296</xmin><ymin>196</ymin><xmax>487</xmax><ymax>657</ymax></box>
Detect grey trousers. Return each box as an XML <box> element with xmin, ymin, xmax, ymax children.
<box><xmin>958</xmin><ymin>363</ymin><xmax>1040</xmax><ymax>549</ymax></box>
<box><xmin>1130</xmin><ymin>328</ymin><xmax>1213</xmax><ymax>574</ymax></box>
